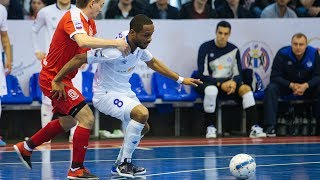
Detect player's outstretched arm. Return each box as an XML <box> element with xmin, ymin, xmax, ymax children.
<box><xmin>51</xmin><ymin>53</ymin><xmax>87</xmax><ymax>100</ymax></box>
<box><xmin>73</xmin><ymin>34</ymin><xmax>130</xmax><ymax>56</ymax></box>
<box><xmin>146</xmin><ymin>58</ymin><xmax>202</xmax><ymax>87</ymax></box>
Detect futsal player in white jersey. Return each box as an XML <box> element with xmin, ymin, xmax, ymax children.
<box><xmin>31</xmin><ymin>0</ymin><xmax>79</xmax><ymax>143</ymax></box>
<box><xmin>50</xmin><ymin>14</ymin><xmax>202</xmax><ymax>178</ymax></box>
<box><xmin>0</xmin><ymin>4</ymin><xmax>12</xmax><ymax>147</ymax></box>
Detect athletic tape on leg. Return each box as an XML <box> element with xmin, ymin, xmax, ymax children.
<box><xmin>203</xmin><ymin>86</ymin><xmax>218</xmax><ymax>113</ymax></box>
<box><xmin>242</xmin><ymin>91</ymin><xmax>256</xmax><ymax>109</ymax></box>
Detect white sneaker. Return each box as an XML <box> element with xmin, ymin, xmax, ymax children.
<box><xmin>99</xmin><ymin>130</ymin><xmax>113</xmax><ymax>139</ymax></box>
<box><xmin>249</xmin><ymin>125</ymin><xmax>267</xmax><ymax>138</ymax></box>
<box><xmin>112</xmin><ymin>129</ymin><xmax>124</xmax><ymax>138</ymax></box>
<box><xmin>206</xmin><ymin>126</ymin><xmax>217</xmax><ymax>138</ymax></box>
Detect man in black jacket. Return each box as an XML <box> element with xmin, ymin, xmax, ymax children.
<box><xmin>145</xmin><ymin>0</ymin><xmax>179</xmax><ymax>19</ymax></box>
<box><xmin>263</xmin><ymin>33</ymin><xmax>320</xmax><ymax>136</ymax></box>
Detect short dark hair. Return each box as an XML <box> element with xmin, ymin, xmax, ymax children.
<box><xmin>76</xmin><ymin>0</ymin><xmax>101</xmax><ymax>8</ymax></box>
<box><xmin>216</xmin><ymin>21</ymin><xmax>231</xmax><ymax>32</ymax></box>
<box><xmin>130</xmin><ymin>14</ymin><xmax>153</xmax><ymax>33</ymax></box>
<box><xmin>292</xmin><ymin>33</ymin><xmax>307</xmax><ymax>42</ymax></box>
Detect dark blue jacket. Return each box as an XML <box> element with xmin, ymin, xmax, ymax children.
<box><xmin>270</xmin><ymin>46</ymin><xmax>320</xmax><ymax>88</ymax></box>
<box><xmin>145</xmin><ymin>3</ymin><xmax>179</xmax><ymax>19</ymax></box>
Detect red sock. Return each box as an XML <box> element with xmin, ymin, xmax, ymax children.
<box><xmin>30</xmin><ymin>119</ymin><xmax>65</xmax><ymax>148</ymax></box>
<box><xmin>72</xmin><ymin>126</ymin><xmax>90</xmax><ymax>168</ymax></box>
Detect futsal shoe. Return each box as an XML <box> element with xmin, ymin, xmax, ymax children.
<box><xmin>67</xmin><ymin>167</ymin><xmax>99</xmax><ymax>179</ymax></box>
<box><xmin>13</xmin><ymin>142</ymin><xmax>32</xmax><ymax>170</ymax></box>
<box><xmin>265</xmin><ymin>126</ymin><xmax>276</xmax><ymax>137</ymax></box>
<box><xmin>116</xmin><ymin>158</ymin><xmax>134</xmax><ymax>178</ymax></box>
<box><xmin>206</xmin><ymin>125</ymin><xmax>217</xmax><ymax>138</ymax></box>
<box><xmin>249</xmin><ymin>125</ymin><xmax>267</xmax><ymax>138</ymax></box>
<box><xmin>111</xmin><ymin>162</ymin><xmax>146</xmax><ymax>175</ymax></box>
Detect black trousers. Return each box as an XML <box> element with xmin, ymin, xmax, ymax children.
<box><xmin>263</xmin><ymin>82</ymin><xmax>320</xmax><ymax>127</ymax></box>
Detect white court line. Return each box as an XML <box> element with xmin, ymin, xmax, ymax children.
<box><xmin>144</xmin><ymin>161</ymin><xmax>320</xmax><ymax>177</ymax></box>
<box><xmin>3</xmin><ymin>141</ymin><xmax>320</xmax><ymax>152</ymax></box>
<box><xmin>113</xmin><ymin>146</ymin><xmax>152</xmax><ymax>151</ymax></box>
<box><xmin>2</xmin><ymin>153</ymin><xmax>320</xmax><ymax>165</ymax></box>
<box><xmin>134</xmin><ymin>141</ymin><xmax>320</xmax><ymax>149</ymax></box>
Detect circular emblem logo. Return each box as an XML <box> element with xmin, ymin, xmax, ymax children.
<box><xmin>240</xmin><ymin>41</ymin><xmax>273</xmax><ymax>90</ymax></box>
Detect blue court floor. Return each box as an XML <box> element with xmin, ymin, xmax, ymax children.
<box><xmin>1</xmin><ymin>137</ymin><xmax>320</xmax><ymax>179</ymax></box>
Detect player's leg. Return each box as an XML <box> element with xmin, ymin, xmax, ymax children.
<box><xmin>13</xmin><ymin>81</ymin><xmax>79</xmax><ymax>169</ymax></box>
<box><xmin>115</xmin><ymin>104</ymin><xmax>148</xmax><ymax>177</ymax></box>
<box><xmin>67</xmin><ymin>103</ymin><xmax>98</xmax><ymax>179</ymax></box>
<box><xmin>93</xmin><ymin>92</ymin><xmax>146</xmax><ymax>177</ymax></box>
<box><xmin>194</xmin><ymin>80</ymin><xmax>218</xmax><ymax>138</ymax></box>
<box><xmin>69</xmin><ymin>122</ymin><xmax>78</xmax><ymax>143</ymax></box>
<box><xmin>113</xmin><ymin>121</ymin><xmax>149</xmax><ymax>176</ymax></box>
<box><xmin>112</xmin><ymin>95</ymin><xmax>148</xmax><ymax>174</ymax></box>
<box><xmin>13</xmin><ymin>81</ymin><xmax>97</xmax><ymax>179</ymax></box>
<box><xmin>13</xmin><ymin>115</ymin><xmax>76</xmax><ymax>169</ymax></box>
<box><xmin>69</xmin><ymin>70</ymin><xmax>82</xmax><ymax>144</ymax></box>
<box><xmin>238</xmin><ymin>84</ymin><xmax>266</xmax><ymax>138</ymax></box>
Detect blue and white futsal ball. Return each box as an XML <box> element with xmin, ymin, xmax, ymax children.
<box><xmin>229</xmin><ymin>154</ymin><xmax>256</xmax><ymax>179</ymax></box>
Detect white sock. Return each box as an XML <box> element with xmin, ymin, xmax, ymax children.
<box><xmin>121</xmin><ymin>120</ymin><xmax>144</xmax><ymax>162</ymax></box>
<box><xmin>122</xmin><ymin>121</ymin><xmax>128</xmax><ymax>134</ymax></box>
<box><xmin>203</xmin><ymin>86</ymin><xmax>218</xmax><ymax>113</ymax></box>
<box><xmin>116</xmin><ymin>121</ymin><xmax>128</xmax><ymax>163</ymax></box>
<box><xmin>41</xmin><ymin>104</ymin><xmax>53</xmax><ymax>128</ymax></box>
<box><xmin>69</xmin><ymin>121</ymin><xmax>78</xmax><ymax>139</ymax></box>
<box><xmin>116</xmin><ymin>134</ymin><xmax>144</xmax><ymax>164</ymax></box>
<box><xmin>242</xmin><ymin>91</ymin><xmax>255</xmax><ymax>109</ymax></box>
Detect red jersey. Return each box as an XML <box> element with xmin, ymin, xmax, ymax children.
<box><xmin>41</xmin><ymin>7</ymin><xmax>97</xmax><ymax>81</ymax></box>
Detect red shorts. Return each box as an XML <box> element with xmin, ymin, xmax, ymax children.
<box><xmin>39</xmin><ymin>72</ymin><xmax>85</xmax><ymax>115</ymax></box>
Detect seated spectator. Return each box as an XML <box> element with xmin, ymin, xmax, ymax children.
<box><xmin>194</xmin><ymin>20</ymin><xmax>266</xmax><ymax>138</ymax></box>
<box><xmin>9</xmin><ymin>0</ymin><xmax>24</xmax><ymax>19</ymax></box>
<box><xmin>95</xmin><ymin>0</ymin><xmax>109</xmax><ymax>19</ymax></box>
<box><xmin>260</xmin><ymin>0</ymin><xmax>297</xmax><ymax>18</ymax></box>
<box><xmin>242</xmin><ymin>0</ymin><xmax>255</xmax><ymax>10</ymax></box>
<box><xmin>105</xmin><ymin>0</ymin><xmax>144</xmax><ymax>19</ymax></box>
<box><xmin>145</xmin><ymin>0</ymin><xmax>179</xmax><ymax>19</ymax></box>
<box><xmin>24</xmin><ymin>0</ymin><xmax>46</xmax><ymax>20</ymax></box>
<box><xmin>213</xmin><ymin>0</ymin><xmax>227</xmax><ymax>9</ymax></box>
<box><xmin>215</xmin><ymin>0</ymin><xmax>255</xmax><ymax>18</ymax></box>
<box><xmin>1</xmin><ymin>0</ymin><xmax>24</xmax><ymax>19</ymax></box>
<box><xmin>295</xmin><ymin>0</ymin><xmax>320</xmax><ymax>17</ymax></box>
<box><xmin>250</xmin><ymin>0</ymin><xmax>274</xmax><ymax>17</ymax></box>
<box><xmin>263</xmin><ymin>33</ymin><xmax>320</xmax><ymax>137</ymax></box>
<box><xmin>179</xmin><ymin>0</ymin><xmax>217</xmax><ymax>19</ymax></box>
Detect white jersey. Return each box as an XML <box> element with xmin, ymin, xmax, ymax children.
<box><xmin>88</xmin><ymin>32</ymin><xmax>153</xmax><ymax>94</ymax></box>
<box><xmin>32</xmin><ymin>4</ymin><xmax>75</xmax><ymax>53</ymax></box>
<box><xmin>0</xmin><ymin>4</ymin><xmax>8</xmax><ymax>96</ymax></box>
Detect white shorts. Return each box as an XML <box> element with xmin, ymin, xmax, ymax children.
<box><xmin>93</xmin><ymin>90</ymin><xmax>141</xmax><ymax>122</ymax></box>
